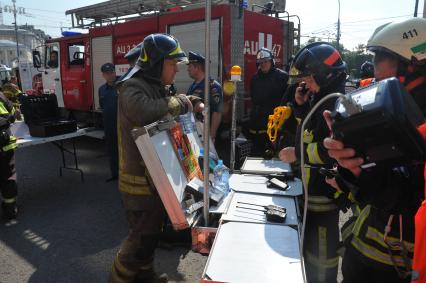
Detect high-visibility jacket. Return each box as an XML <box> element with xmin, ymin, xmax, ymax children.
<box><xmin>0</xmin><ymin>92</ymin><xmax>17</xmax><ymax>152</ymax></box>
<box><xmin>412</xmin><ymin>199</ymin><xmax>426</xmax><ymax>283</ymax></box>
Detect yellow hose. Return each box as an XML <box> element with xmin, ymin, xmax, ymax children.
<box><xmin>267</xmin><ymin>106</ymin><xmax>292</xmax><ymax>142</ymax></box>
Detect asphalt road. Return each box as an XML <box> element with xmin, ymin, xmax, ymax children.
<box><xmin>0</xmin><ymin>136</ymin><xmax>207</xmax><ymax>283</ymax></box>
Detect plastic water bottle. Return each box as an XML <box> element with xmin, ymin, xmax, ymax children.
<box><xmin>198</xmin><ymin>148</ymin><xmax>218</xmax><ymax>173</ymax></box>
<box><xmin>213</xmin><ymin>160</ymin><xmax>230</xmax><ymax>195</ymax></box>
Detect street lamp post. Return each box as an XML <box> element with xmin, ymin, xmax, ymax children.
<box><xmin>414</xmin><ymin>0</ymin><xmax>419</xmax><ymax>17</ymax></box>
<box><xmin>336</xmin><ymin>0</ymin><xmax>341</xmax><ymax>51</ymax></box>
<box><xmin>12</xmin><ymin>0</ymin><xmax>19</xmax><ymax>64</ymax></box>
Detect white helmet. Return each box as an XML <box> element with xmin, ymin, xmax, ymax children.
<box><xmin>367</xmin><ymin>17</ymin><xmax>426</xmax><ymax>63</ymax></box>
<box><xmin>256</xmin><ymin>48</ymin><xmax>274</xmax><ymax>62</ymax></box>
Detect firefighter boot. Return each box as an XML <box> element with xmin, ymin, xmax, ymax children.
<box><xmin>2</xmin><ymin>201</ymin><xmax>17</xmax><ymax>220</ymax></box>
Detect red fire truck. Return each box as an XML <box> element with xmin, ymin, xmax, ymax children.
<box><xmin>32</xmin><ymin>0</ymin><xmax>297</xmax><ymax>122</ymax></box>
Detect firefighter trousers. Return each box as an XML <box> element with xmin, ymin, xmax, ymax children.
<box><xmin>109</xmin><ymin>195</ymin><xmax>166</xmax><ymax>283</ymax></box>
<box><xmin>341</xmin><ymin>244</ymin><xmax>410</xmax><ymax>283</ymax></box>
<box><xmin>0</xmin><ymin>149</ymin><xmax>17</xmax><ymax>216</ymax></box>
<box><xmin>304</xmin><ymin>209</ymin><xmax>340</xmax><ymax>283</ymax></box>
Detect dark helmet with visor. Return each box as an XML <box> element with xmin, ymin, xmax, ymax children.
<box><xmin>137</xmin><ymin>33</ymin><xmax>187</xmax><ymax>79</ymax></box>
<box><xmin>289</xmin><ymin>42</ymin><xmax>346</xmax><ymax>87</ymax></box>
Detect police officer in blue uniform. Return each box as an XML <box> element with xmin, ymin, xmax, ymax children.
<box><xmin>99</xmin><ymin>63</ymin><xmax>119</xmax><ymax>182</ymax></box>
<box><xmin>186</xmin><ymin>51</ymin><xmax>223</xmax><ymax>142</ymax></box>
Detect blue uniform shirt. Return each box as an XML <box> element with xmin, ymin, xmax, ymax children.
<box><xmin>98</xmin><ymin>80</ymin><xmax>119</xmax><ymax>178</ymax></box>
<box><xmin>187</xmin><ymin>78</ymin><xmax>223</xmax><ymax>113</ymax></box>
<box><xmin>98</xmin><ymin>81</ymin><xmax>118</xmax><ymax>136</ymax></box>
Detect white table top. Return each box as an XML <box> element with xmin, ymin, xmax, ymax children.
<box><xmin>203</xmin><ymin>221</ymin><xmax>303</xmax><ymax>283</ymax></box>
<box><xmin>11</xmin><ymin>120</ymin><xmax>93</xmax><ymax>148</ymax></box>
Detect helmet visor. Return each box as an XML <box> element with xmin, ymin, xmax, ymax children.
<box><xmin>256</xmin><ymin>49</ymin><xmax>272</xmax><ymax>63</ymax></box>
<box><xmin>289</xmin><ymin>48</ymin><xmax>316</xmax><ymax>78</ymax></box>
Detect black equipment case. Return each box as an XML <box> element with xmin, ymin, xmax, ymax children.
<box><xmin>21</xmin><ymin>95</ymin><xmax>77</xmax><ymax>137</ymax></box>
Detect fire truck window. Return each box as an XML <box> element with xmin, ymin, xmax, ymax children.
<box><xmin>68</xmin><ymin>43</ymin><xmax>85</xmax><ymax>66</ymax></box>
<box><xmin>47</xmin><ymin>51</ymin><xmax>58</xmax><ymax>68</ymax></box>
<box><xmin>47</xmin><ymin>45</ymin><xmax>59</xmax><ymax>68</ymax></box>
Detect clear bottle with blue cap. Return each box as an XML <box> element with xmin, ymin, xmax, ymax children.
<box><xmin>213</xmin><ymin>160</ymin><xmax>230</xmax><ymax>195</ymax></box>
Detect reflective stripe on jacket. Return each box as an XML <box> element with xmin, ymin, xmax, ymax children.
<box><xmin>0</xmin><ymin>92</ymin><xmax>16</xmax><ymax>152</ymax></box>
<box><xmin>348</xmin><ymin>205</ymin><xmax>415</xmax><ymax>268</ymax></box>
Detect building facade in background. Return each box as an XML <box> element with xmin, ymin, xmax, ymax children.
<box><xmin>0</xmin><ymin>24</ymin><xmax>46</xmax><ymax>67</ymax></box>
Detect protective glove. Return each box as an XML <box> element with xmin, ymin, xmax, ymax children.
<box><xmin>167</xmin><ymin>94</ymin><xmax>193</xmax><ymax>117</ymax></box>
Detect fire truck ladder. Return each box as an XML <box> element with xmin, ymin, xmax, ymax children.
<box><xmin>66</xmin><ymin>0</ymin><xmax>221</xmax><ymax>28</ymax></box>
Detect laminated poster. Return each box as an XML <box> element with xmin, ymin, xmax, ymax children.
<box><xmin>169</xmin><ymin>123</ymin><xmax>203</xmax><ymax>181</ymax></box>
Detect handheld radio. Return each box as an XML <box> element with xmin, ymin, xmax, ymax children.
<box><xmin>332</xmin><ymin>77</ymin><xmax>426</xmax><ymax>167</ymax></box>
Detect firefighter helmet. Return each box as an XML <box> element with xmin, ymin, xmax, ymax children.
<box><xmin>256</xmin><ymin>47</ymin><xmax>274</xmax><ymax>64</ymax></box>
<box><xmin>367</xmin><ymin>18</ymin><xmax>426</xmax><ymax>63</ymax></box>
<box><xmin>137</xmin><ymin>33</ymin><xmax>187</xmax><ymax>78</ymax></box>
<box><xmin>360</xmin><ymin>61</ymin><xmax>374</xmax><ymax>78</ymax></box>
<box><xmin>256</xmin><ymin>47</ymin><xmax>273</xmax><ymax>61</ymax></box>
<box><xmin>125</xmin><ymin>42</ymin><xmax>143</xmax><ymax>62</ymax></box>
<box><xmin>290</xmin><ymin>42</ymin><xmax>346</xmax><ymax>87</ymax></box>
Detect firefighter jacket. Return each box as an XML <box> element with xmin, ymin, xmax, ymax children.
<box><xmin>117</xmin><ymin>72</ymin><xmax>201</xmax><ymax>197</ymax></box>
<box><xmin>294</xmin><ymin>73</ymin><xmax>346</xmax><ymax>212</ymax></box>
<box><xmin>0</xmin><ymin>92</ymin><xmax>17</xmax><ymax>152</ymax></box>
<box><xmin>338</xmin><ymin>163</ymin><xmax>424</xmax><ymax>275</ymax></box>
<box><xmin>276</xmin><ymin>83</ymin><xmax>307</xmax><ymax>150</ymax></box>
<box><xmin>249</xmin><ymin>67</ymin><xmax>288</xmax><ymax>130</ymax></box>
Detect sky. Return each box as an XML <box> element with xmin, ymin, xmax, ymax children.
<box><xmin>0</xmin><ymin>0</ymin><xmax>424</xmax><ymax>50</ymax></box>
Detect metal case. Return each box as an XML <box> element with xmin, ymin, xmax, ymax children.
<box><xmin>132</xmin><ymin>119</ymin><xmax>224</xmax><ymax>231</ymax></box>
